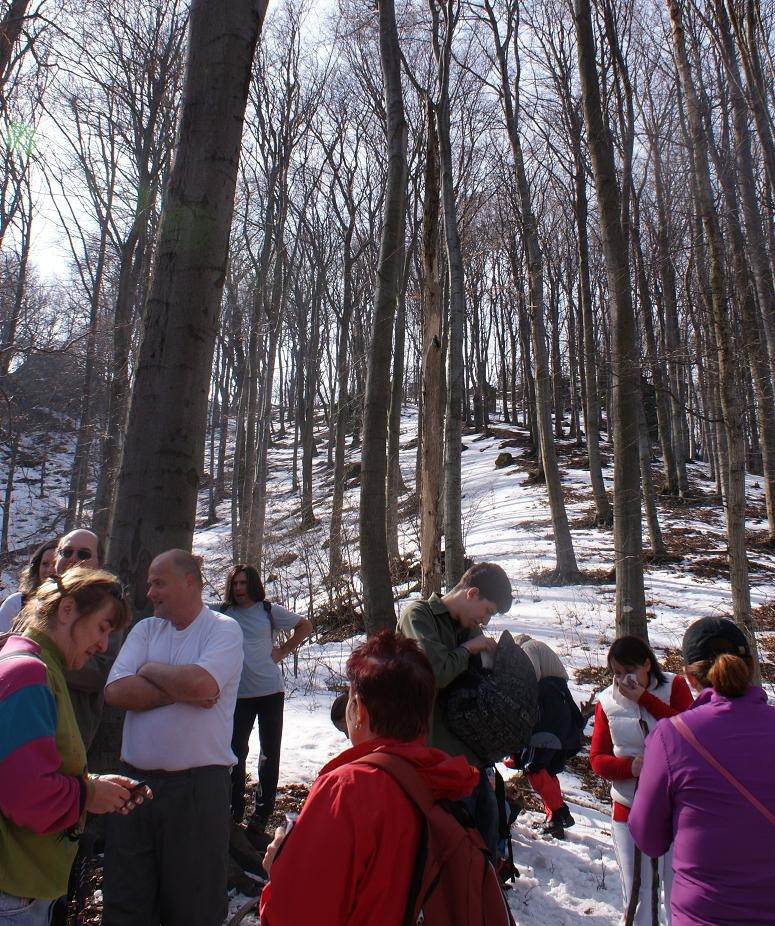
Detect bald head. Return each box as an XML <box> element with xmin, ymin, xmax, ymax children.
<box><xmin>147</xmin><ymin>549</ymin><xmax>204</xmax><ymax>628</ymax></box>
<box><xmin>56</xmin><ymin>529</ymin><xmax>102</xmax><ymax>574</ymax></box>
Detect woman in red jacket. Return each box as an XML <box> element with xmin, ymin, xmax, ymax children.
<box><xmin>590</xmin><ymin>636</ymin><xmax>693</xmax><ymax>926</ymax></box>
<box><xmin>259</xmin><ymin>631</ymin><xmax>482</xmax><ymax>926</ymax></box>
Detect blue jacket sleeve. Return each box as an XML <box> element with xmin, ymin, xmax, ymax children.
<box><xmin>628</xmin><ymin>723</ymin><xmax>675</xmax><ymax>858</ymax></box>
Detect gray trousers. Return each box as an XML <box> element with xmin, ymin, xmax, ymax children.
<box><xmin>102</xmin><ymin>765</ymin><xmax>230</xmax><ymax>926</ymax></box>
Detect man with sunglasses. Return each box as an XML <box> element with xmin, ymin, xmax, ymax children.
<box><xmin>55</xmin><ymin>529</ymin><xmax>102</xmax><ymax>573</ymax></box>
<box><xmin>56</xmin><ymin>528</ymin><xmax>120</xmax><ymax>750</ymax></box>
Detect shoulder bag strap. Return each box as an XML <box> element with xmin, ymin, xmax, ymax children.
<box><xmin>354</xmin><ymin>751</ymin><xmax>434</xmax><ymax>814</ymax></box>
<box><xmin>671</xmin><ymin>715</ymin><xmax>775</xmax><ymax>825</ymax></box>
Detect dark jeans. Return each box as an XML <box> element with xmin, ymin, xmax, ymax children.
<box><xmin>462</xmin><ymin>767</ymin><xmax>499</xmax><ymax>862</ymax></box>
<box><xmin>230</xmin><ymin>692</ymin><xmax>285</xmax><ymax>824</ymax></box>
<box><xmin>102</xmin><ymin>765</ymin><xmax>230</xmax><ymax>926</ymax></box>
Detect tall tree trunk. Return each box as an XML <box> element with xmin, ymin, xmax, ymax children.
<box><xmin>420</xmin><ymin>98</ymin><xmax>444</xmax><ymax>598</ymax></box>
<box><xmin>358</xmin><ymin>0</ymin><xmax>407</xmax><ymax>633</ymax></box>
<box><xmin>386</xmin><ymin>247</ymin><xmax>409</xmax><ymax>562</ymax></box>
<box><xmin>571</xmin><ymin>122</ymin><xmax>612</xmax><ymax>525</ymax></box>
<box><xmin>433</xmin><ymin>0</ymin><xmax>467</xmax><ymax>589</ymax></box>
<box><xmin>631</xmin><ymin>196</ymin><xmax>679</xmax><ymax>498</ymax></box>
<box><xmin>108</xmin><ymin>0</ymin><xmax>268</xmax><ymax>610</ymax></box>
<box><xmin>652</xmin><ymin>144</ymin><xmax>690</xmax><ymax>497</ymax></box>
<box><xmin>484</xmin><ymin>0</ymin><xmax>578</xmax><ymax>578</ymax></box>
<box><xmin>668</xmin><ymin>0</ymin><xmax>754</xmax><ymax>646</ymax></box>
<box><xmin>66</xmin><ymin>198</ymin><xmax>113</xmax><ymax>530</ymax></box>
<box><xmin>575</xmin><ymin>0</ymin><xmax>645</xmax><ymax>636</ymax></box>
<box><xmin>328</xmin><ymin>221</ymin><xmax>355</xmax><ymax>584</ymax></box>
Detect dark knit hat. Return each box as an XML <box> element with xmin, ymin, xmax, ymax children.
<box><xmin>682</xmin><ymin>617</ymin><xmax>751</xmax><ymax>665</ymax></box>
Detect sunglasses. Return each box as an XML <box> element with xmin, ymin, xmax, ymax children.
<box><xmin>58</xmin><ymin>547</ymin><xmax>94</xmax><ymax>561</ymax></box>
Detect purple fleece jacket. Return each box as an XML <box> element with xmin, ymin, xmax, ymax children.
<box><xmin>629</xmin><ymin>685</ymin><xmax>775</xmax><ymax>926</ymax></box>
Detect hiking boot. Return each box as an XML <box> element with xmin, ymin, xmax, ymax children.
<box><xmin>245</xmin><ymin>813</ymin><xmax>268</xmax><ymax>835</ymax></box>
<box><xmin>227</xmin><ymin>857</ymin><xmax>263</xmax><ymax>897</ymax></box>
<box><xmin>230</xmin><ymin>823</ymin><xmax>269</xmax><ymax>875</ymax></box>
<box><xmin>539</xmin><ymin>815</ymin><xmax>565</xmax><ymax>839</ymax></box>
<box><xmin>555</xmin><ymin>803</ymin><xmax>575</xmax><ymax>829</ymax></box>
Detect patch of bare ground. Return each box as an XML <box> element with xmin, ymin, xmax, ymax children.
<box><xmin>660</xmin><ymin>647</ymin><xmax>685</xmax><ymax>674</ymax></box>
<box><xmin>488</xmin><ymin>426</ymin><xmax>532</xmax><ymax>444</ymax></box>
<box><xmin>748</xmin><ymin>530</ymin><xmax>775</xmax><ymax>551</ymax></box>
<box><xmin>568</xmin><ymin>507</ymin><xmax>610</xmax><ymax>530</ymax></box>
<box><xmin>499</xmin><ymin>437</ymin><xmax>530</xmax><ymax>450</ymax></box>
<box><xmin>656</xmin><ymin>487</ymin><xmax>721</xmax><ymax>516</ymax></box>
<box><xmin>63</xmin><ymin>859</ymin><xmax>102</xmax><ymax>925</ymax></box>
<box><xmin>758</xmin><ymin>635</ymin><xmax>775</xmax><ymax>683</ymax></box>
<box><xmin>644</xmin><ymin>551</ymin><xmax>683</xmax><ymax>566</ymax></box>
<box><xmin>314</xmin><ymin>598</ymin><xmax>364</xmax><ymax>644</ymax></box>
<box><xmin>752</xmin><ymin>603</ymin><xmax>775</xmax><ymax>631</ymax></box>
<box><xmin>516</xmin><ymin>518</ymin><xmax>551</xmax><ymax>531</ymax></box>
<box><xmin>531</xmin><ymin>567</ymin><xmax>615</xmax><ymax>587</ymax></box>
<box><xmin>573</xmin><ymin>666</ymin><xmax>611</xmax><ymax>720</ymax></box>
<box><xmin>658</xmin><ymin>524</ymin><xmax>724</xmax><ymax>553</ymax></box>
<box><xmin>565</xmin><ymin>751</ymin><xmax>611</xmax><ymax>806</ymax></box>
<box><xmin>504</xmin><ymin>772</ymin><xmax>545</xmax><ymax>814</ymax></box>
<box><xmin>684</xmin><ymin>554</ymin><xmax>773</xmax><ymax>581</ymax></box>
<box><xmin>518</xmin><ymin>462</ymin><xmax>544</xmax><ymax>484</ymax></box>
<box><xmin>560</xmin><ymin>484</ymin><xmax>588</xmax><ymax>504</ymax></box>
<box><xmin>267</xmin><ymin>783</ymin><xmax>310</xmax><ymax>833</ymax></box>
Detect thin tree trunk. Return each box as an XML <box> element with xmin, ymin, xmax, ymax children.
<box><xmin>575</xmin><ymin>0</ymin><xmax>645</xmax><ymax>636</ymax></box>
<box><xmin>358</xmin><ymin>0</ymin><xmax>407</xmax><ymax>633</ymax></box>
<box><xmin>420</xmin><ymin>98</ymin><xmax>444</xmax><ymax>598</ymax></box>
<box><xmin>668</xmin><ymin>0</ymin><xmax>754</xmax><ymax>648</ymax></box>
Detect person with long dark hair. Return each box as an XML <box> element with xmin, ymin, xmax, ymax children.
<box><xmin>0</xmin><ymin>539</ymin><xmax>58</xmax><ymax>633</ymax></box>
<box><xmin>590</xmin><ymin>636</ymin><xmax>693</xmax><ymax>925</ymax></box>
<box><xmin>222</xmin><ymin>564</ymin><xmax>312</xmax><ymax>833</ymax></box>
<box><xmin>630</xmin><ymin>618</ymin><xmax>775</xmax><ymax>925</ymax></box>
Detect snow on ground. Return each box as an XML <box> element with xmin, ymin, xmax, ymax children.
<box><xmin>3</xmin><ymin>406</ymin><xmax>774</xmax><ymax>924</ymax></box>
<box><xmin>221</xmin><ymin>407</ymin><xmax>774</xmax><ymax>924</ymax></box>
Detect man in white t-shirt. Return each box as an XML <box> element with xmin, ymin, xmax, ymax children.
<box><xmin>102</xmin><ymin>549</ymin><xmax>243</xmax><ymax>926</ymax></box>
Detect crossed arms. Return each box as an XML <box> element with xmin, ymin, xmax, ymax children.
<box><xmin>105</xmin><ymin>663</ymin><xmax>219</xmax><ymax>712</ymax></box>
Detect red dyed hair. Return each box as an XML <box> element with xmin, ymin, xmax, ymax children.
<box><xmin>347</xmin><ymin>631</ymin><xmax>435</xmax><ymax>741</ymax></box>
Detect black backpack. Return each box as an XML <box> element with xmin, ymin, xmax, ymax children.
<box><xmin>440</xmin><ymin>631</ymin><xmax>538</xmax><ymax>765</ymax></box>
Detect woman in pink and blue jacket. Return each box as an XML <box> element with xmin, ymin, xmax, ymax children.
<box><xmin>629</xmin><ymin>617</ymin><xmax>775</xmax><ymax>926</ymax></box>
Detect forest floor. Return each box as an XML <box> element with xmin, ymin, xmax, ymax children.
<box><xmin>2</xmin><ymin>408</ymin><xmax>774</xmax><ymax>924</ymax></box>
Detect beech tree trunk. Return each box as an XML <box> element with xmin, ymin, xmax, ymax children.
<box><xmin>358</xmin><ymin>0</ymin><xmax>407</xmax><ymax>633</ymax></box>
<box><xmin>108</xmin><ymin>0</ymin><xmax>268</xmax><ymax>609</ymax></box>
<box><xmin>668</xmin><ymin>0</ymin><xmax>754</xmax><ymax>649</ymax></box>
<box><xmin>575</xmin><ymin>0</ymin><xmax>646</xmax><ymax>636</ymax></box>
<box><xmin>420</xmin><ymin>98</ymin><xmax>444</xmax><ymax>598</ymax></box>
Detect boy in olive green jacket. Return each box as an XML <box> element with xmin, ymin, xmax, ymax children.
<box><xmin>397</xmin><ymin>562</ymin><xmax>513</xmax><ymax>858</ymax></box>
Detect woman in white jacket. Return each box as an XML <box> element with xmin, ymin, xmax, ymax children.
<box><xmin>590</xmin><ymin>636</ymin><xmax>693</xmax><ymax>925</ymax></box>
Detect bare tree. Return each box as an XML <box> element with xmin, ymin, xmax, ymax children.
<box><xmin>359</xmin><ymin>0</ymin><xmax>408</xmax><ymax>633</ymax></box>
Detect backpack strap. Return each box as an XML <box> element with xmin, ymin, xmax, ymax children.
<box><xmin>354</xmin><ymin>752</ymin><xmax>434</xmax><ymax>926</ymax></box>
<box><xmin>262</xmin><ymin>599</ymin><xmax>275</xmax><ymax>635</ymax></box>
<box><xmin>671</xmin><ymin>715</ymin><xmax>775</xmax><ymax>825</ymax></box>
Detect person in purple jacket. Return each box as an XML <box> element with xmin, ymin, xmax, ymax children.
<box><xmin>629</xmin><ymin>617</ymin><xmax>775</xmax><ymax>926</ymax></box>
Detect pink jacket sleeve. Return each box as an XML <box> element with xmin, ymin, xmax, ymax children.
<box><xmin>0</xmin><ymin>663</ymin><xmax>84</xmax><ymax>834</ymax></box>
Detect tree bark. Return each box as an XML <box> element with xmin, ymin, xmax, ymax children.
<box><xmin>108</xmin><ymin>0</ymin><xmax>268</xmax><ymax>610</ymax></box>
<box><xmin>575</xmin><ymin>0</ymin><xmax>645</xmax><ymax>636</ymax></box>
<box><xmin>668</xmin><ymin>0</ymin><xmax>754</xmax><ymax>645</ymax></box>
<box><xmin>420</xmin><ymin>98</ymin><xmax>444</xmax><ymax>598</ymax></box>
<box><xmin>358</xmin><ymin>0</ymin><xmax>407</xmax><ymax>633</ymax></box>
